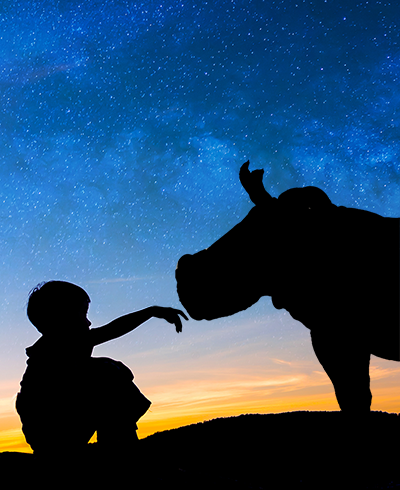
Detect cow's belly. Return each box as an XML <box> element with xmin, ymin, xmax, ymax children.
<box><xmin>370</xmin><ymin>323</ymin><xmax>400</xmax><ymax>361</ymax></box>
<box><xmin>367</xmin><ymin>280</ymin><xmax>399</xmax><ymax>361</ymax></box>
<box><xmin>364</xmin><ymin>300</ymin><xmax>399</xmax><ymax>361</ymax></box>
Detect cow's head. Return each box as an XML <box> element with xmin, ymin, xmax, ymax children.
<box><xmin>176</xmin><ymin>161</ymin><xmax>333</xmax><ymax>321</ymax></box>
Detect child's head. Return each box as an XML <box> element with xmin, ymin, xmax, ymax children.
<box><xmin>27</xmin><ymin>281</ymin><xmax>91</xmax><ymax>335</ymax></box>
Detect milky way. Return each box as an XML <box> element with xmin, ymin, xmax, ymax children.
<box><xmin>1</xmin><ymin>0</ymin><xmax>400</xmax><ymax>444</ymax></box>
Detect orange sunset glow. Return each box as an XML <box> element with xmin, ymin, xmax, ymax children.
<box><xmin>3</xmin><ymin>315</ymin><xmax>400</xmax><ymax>454</ymax></box>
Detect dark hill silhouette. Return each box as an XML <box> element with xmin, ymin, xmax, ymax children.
<box><xmin>1</xmin><ymin>411</ymin><xmax>400</xmax><ymax>489</ymax></box>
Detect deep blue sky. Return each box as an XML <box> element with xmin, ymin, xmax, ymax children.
<box><xmin>1</xmin><ymin>0</ymin><xmax>400</xmax><ymax>449</ymax></box>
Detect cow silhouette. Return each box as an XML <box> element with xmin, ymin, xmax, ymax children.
<box><xmin>176</xmin><ymin>161</ymin><xmax>400</xmax><ymax>413</ymax></box>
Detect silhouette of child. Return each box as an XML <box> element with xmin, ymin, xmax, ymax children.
<box><xmin>16</xmin><ymin>280</ymin><xmax>188</xmax><ymax>459</ymax></box>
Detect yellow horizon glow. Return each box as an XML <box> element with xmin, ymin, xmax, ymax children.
<box><xmin>2</xmin><ymin>355</ymin><xmax>400</xmax><ymax>453</ymax></box>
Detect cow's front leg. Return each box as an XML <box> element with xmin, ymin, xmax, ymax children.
<box><xmin>310</xmin><ymin>329</ymin><xmax>372</xmax><ymax>413</ymax></box>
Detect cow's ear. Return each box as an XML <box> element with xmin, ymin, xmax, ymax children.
<box><xmin>277</xmin><ymin>186</ymin><xmax>332</xmax><ymax>212</ymax></box>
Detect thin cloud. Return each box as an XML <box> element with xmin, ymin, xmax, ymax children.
<box><xmin>146</xmin><ymin>375</ymin><xmax>306</xmax><ymax>411</ymax></box>
<box><xmin>88</xmin><ymin>276</ymin><xmax>157</xmax><ymax>284</ymax></box>
<box><xmin>370</xmin><ymin>365</ymin><xmax>400</xmax><ymax>380</ymax></box>
<box><xmin>271</xmin><ymin>358</ymin><xmax>293</xmax><ymax>366</ymax></box>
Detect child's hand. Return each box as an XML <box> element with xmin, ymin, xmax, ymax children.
<box><xmin>152</xmin><ymin>307</ymin><xmax>189</xmax><ymax>333</ymax></box>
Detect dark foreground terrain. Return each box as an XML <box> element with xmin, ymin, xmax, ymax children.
<box><xmin>2</xmin><ymin>411</ymin><xmax>400</xmax><ymax>489</ymax></box>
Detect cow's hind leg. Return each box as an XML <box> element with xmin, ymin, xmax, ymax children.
<box><xmin>310</xmin><ymin>329</ymin><xmax>372</xmax><ymax>413</ymax></box>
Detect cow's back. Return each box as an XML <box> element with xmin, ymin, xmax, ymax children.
<box><xmin>274</xmin><ymin>205</ymin><xmax>399</xmax><ymax>361</ymax></box>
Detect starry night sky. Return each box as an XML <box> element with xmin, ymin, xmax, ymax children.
<box><xmin>1</xmin><ymin>0</ymin><xmax>400</xmax><ymax>451</ymax></box>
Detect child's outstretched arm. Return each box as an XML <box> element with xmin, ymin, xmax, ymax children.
<box><xmin>90</xmin><ymin>306</ymin><xmax>189</xmax><ymax>346</ymax></box>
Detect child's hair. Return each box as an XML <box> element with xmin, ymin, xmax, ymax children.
<box><xmin>27</xmin><ymin>281</ymin><xmax>90</xmax><ymax>334</ymax></box>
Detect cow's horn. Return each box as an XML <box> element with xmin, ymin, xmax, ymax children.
<box><xmin>239</xmin><ymin>161</ymin><xmax>273</xmax><ymax>206</ymax></box>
